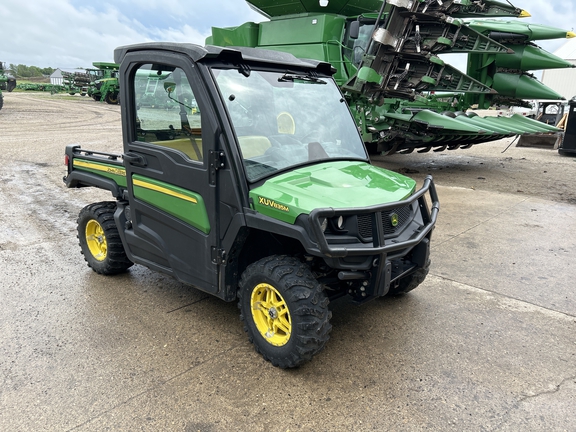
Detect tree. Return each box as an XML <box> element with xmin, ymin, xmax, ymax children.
<box><xmin>9</xmin><ymin>64</ymin><xmax>54</xmax><ymax>78</ymax></box>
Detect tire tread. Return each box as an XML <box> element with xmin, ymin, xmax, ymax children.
<box><xmin>238</xmin><ymin>255</ymin><xmax>332</xmax><ymax>368</ymax></box>
<box><xmin>77</xmin><ymin>201</ymin><xmax>132</xmax><ymax>275</ymax></box>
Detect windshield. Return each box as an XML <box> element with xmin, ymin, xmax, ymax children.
<box><xmin>212</xmin><ymin>68</ymin><xmax>367</xmax><ymax>182</ymax></box>
<box><xmin>344</xmin><ymin>21</ymin><xmax>376</xmax><ymax>67</ymax></box>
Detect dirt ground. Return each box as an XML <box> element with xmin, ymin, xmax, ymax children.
<box><xmin>1</xmin><ymin>92</ymin><xmax>575</xmax><ymax>431</ymax></box>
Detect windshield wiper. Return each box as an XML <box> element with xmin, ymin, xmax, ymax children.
<box><xmin>279</xmin><ymin>73</ymin><xmax>326</xmax><ymax>84</ymax></box>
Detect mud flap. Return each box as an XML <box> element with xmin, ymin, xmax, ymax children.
<box><xmin>375</xmin><ymin>260</ymin><xmax>392</xmax><ymax>298</ymax></box>
<box><xmin>411</xmin><ymin>237</ymin><xmax>430</xmax><ymax>268</ymax></box>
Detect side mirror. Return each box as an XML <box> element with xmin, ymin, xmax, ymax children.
<box><xmin>164</xmin><ymin>81</ymin><xmax>176</xmax><ymax>94</ymax></box>
<box><xmin>349</xmin><ymin>20</ymin><xmax>360</xmax><ymax>39</ymax></box>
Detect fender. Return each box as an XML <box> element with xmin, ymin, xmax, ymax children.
<box><xmin>64</xmin><ymin>170</ymin><xmax>123</xmax><ymax>198</ymax></box>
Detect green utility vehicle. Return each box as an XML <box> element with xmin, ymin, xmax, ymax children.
<box><xmin>64</xmin><ymin>43</ymin><xmax>439</xmax><ymax>368</ymax></box>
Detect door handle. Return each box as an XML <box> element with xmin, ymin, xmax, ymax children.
<box><xmin>123</xmin><ymin>152</ymin><xmax>147</xmax><ymax>167</ymax></box>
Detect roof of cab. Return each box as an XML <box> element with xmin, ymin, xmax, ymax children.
<box><xmin>113</xmin><ymin>42</ymin><xmax>335</xmax><ymax>75</ymax></box>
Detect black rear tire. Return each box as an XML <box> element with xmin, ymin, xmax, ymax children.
<box><xmin>77</xmin><ymin>202</ymin><xmax>133</xmax><ymax>275</ymax></box>
<box><xmin>239</xmin><ymin>255</ymin><xmax>332</xmax><ymax>368</ymax></box>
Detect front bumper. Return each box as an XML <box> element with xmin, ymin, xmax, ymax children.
<box><xmin>308</xmin><ymin>175</ymin><xmax>439</xmax><ymax>259</ymax></box>
<box><xmin>307</xmin><ymin>175</ymin><xmax>438</xmax><ymax>299</ymax></box>
<box><xmin>244</xmin><ymin>175</ymin><xmax>439</xmax><ymax>299</ymax></box>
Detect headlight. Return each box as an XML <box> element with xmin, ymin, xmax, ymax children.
<box><xmin>336</xmin><ymin>215</ymin><xmax>345</xmax><ymax>230</ymax></box>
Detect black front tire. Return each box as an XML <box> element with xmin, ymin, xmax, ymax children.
<box><xmin>105</xmin><ymin>92</ymin><xmax>119</xmax><ymax>105</ymax></box>
<box><xmin>77</xmin><ymin>202</ymin><xmax>133</xmax><ymax>275</ymax></box>
<box><xmin>239</xmin><ymin>255</ymin><xmax>332</xmax><ymax>368</ymax></box>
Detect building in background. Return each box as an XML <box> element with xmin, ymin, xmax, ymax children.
<box><xmin>50</xmin><ymin>68</ymin><xmax>84</xmax><ymax>85</ymax></box>
<box><xmin>542</xmin><ymin>39</ymin><xmax>576</xmax><ymax>100</ymax></box>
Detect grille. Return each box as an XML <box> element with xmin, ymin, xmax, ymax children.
<box><xmin>357</xmin><ymin>205</ymin><xmax>413</xmax><ymax>239</ymax></box>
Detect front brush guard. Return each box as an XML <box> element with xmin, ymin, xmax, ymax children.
<box><xmin>308</xmin><ymin>176</ymin><xmax>439</xmax><ymax>259</ymax></box>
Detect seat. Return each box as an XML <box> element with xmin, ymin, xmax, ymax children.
<box><xmin>238</xmin><ymin>136</ymin><xmax>272</xmax><ymax>158</ymax></box>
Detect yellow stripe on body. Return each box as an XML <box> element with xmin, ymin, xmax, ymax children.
<box><xmin>132</xmin><ymin>179</ymin><xmax>198</xmax><ymax>204</ymax></box>
<box><xmin>74</xmin><ymin>160</ymin><xmax>126</xmax><ymax>176</ymax></box>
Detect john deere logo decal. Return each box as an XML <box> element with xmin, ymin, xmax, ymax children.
<box><xmin>390</xmin><ymin>213</ymin><xmax>399</xmax><ymax>227</ymax></box>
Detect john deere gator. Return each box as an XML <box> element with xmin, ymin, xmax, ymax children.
<box><xmin>207</xmin><ymin>0</ymin><xmax>575</xmax><ymax>154</ymax></box>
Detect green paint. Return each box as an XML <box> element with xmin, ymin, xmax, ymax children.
<box><xmin>132</xmin><ymin>174</ymin><xmax>210</xmax><ymax>234</ymax></box>
<box><xmin>250</xmin><ymin>161</ymin><xmax>416</xmax><ymax>224</ymax></box>
<box><xmin>357</xmin><ymin>67</ymin><xmax>383</xmax><ymax>85</ymax></box>
<box><xmin>208</xmin><ymin>22</ymin><xmax>260</xmax><ymax>47</ymax></box>
<box><xmin>468</xmin><ymin>20</ymin><xmax>573</xmax><ymax>41</ymax></box>
<box><xmin>492</xmin><ymin>73</ymin><xmax>564</xmax><ymax>100</ymax></box>
<box><xmin>247</xmin><ymin>0</ymin><xmax>383</xmax><ymax>17</ymax></box>
<box><xmin>208</xmin><ymin>0</ymin><xmax>570</xmax><ymax>153</ymax></box>
<box><xmin>73</xmin><ymin>158</ymin><xmax>127</xmax><ymax>188</ymax></box>
<box><xmin>495</xmin><ymin>45</ymin><xmax>574</xmax><ymax>71</ymax></box>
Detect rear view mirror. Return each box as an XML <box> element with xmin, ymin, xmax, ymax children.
<box><xmin>164</xmin><ymin>81</ymin><xmax>176</xmax><ymax>94</ymax></box>
<box><xmin>349</xmin><ymin>20</ymin><xmax>360</xmax><ymax>39</ymax></box>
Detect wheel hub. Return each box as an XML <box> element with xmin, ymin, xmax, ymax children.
<box><xmin>250</xmin><ymin>283</ymin><xmax>291</xmax><ymax>347</ymax></box>
<box><xmin>85</xmin><ymin>219</ymin><xmax>107</xmax><ymax>262</ymax></box>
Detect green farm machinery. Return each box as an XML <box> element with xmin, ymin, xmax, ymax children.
<box><xmin>62</xmin><ymin>70</ymin><xmax>92</xmax><ymax>96</ymax></box>
<box><xmin>88</xmin><ymin>62</ymin><xmax>120</xmax><ymax>104</ymax></box>
<box><xmin>60</xmin><ymin>62</ymin><xmax>119</xmax><ymax>104</ymax></box>
<box><xmin>0</xmin><ymin>62</ymin><xmax>16</xmax><ymax>93</ymax></box>
<box><xmin>1</xmin><ymin>62</ymin><xmax>17</xmax><ymax>110</ymax></box>
<box><xmin>207</xmin><ymin>0</ymin><xmax>575</xmax><ymax>154</ymax></box>
<box><xmin>16</xmin><ymin>82</ymin><xmax>66</xmax><ymax>93</ymax></box>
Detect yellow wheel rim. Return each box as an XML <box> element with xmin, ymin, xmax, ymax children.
<box><xmin>251</xmin><ymin>283</ymin><xmax>291</xmax><ymax>347</ymax></box>
<box><xmin>85</xmin><ymin>219</ymin><xmax>107</xmax><ymax>262</ymax></box>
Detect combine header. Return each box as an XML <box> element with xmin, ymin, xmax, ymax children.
<box><xmin>207</xmin><ymin>0</ymin><xmax>575</xmax><ymax>154</ymax></box>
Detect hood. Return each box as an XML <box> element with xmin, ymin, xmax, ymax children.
<box><xmin>250</xmin><ymin>161</ymin><xmax>416</xmax><ymax>223</ymax></box>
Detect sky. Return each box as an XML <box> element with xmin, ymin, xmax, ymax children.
<box><xmin>0</xmin><ymin>0</ymin><xmax>575</xmax><ymax>71</ymax></box>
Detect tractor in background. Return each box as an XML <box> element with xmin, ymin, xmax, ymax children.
<box><xmin>0</xmin><ymin>62</ymin><xmax>17</xmax><ymax>110</ymax></box>
<box><xmin>88</xmin><ymin>62</ymin><xmax>120</xmax><ymax>104</ymax></box>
